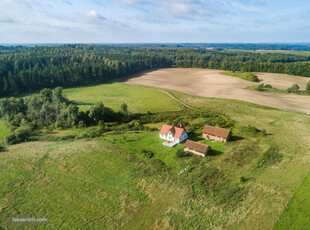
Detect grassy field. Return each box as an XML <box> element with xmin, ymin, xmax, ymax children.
<box><xmin>63</xmin><ymin>83</ymin><xmax>180</xmax><ymax>113</ymax></box>
<box><xmin>159</xmin><ymin>89</ymin><xmax>310</xmax><ymax>229</ymax></box>
<box><xmin>246</xmin><ymin>85</ymin><xmax>288</xmax><ymax>94</ymax></box>
<box><xmin>274</xmin><ymin>171</ymin><xmax>310</xmax><ymax>229</ymax></box>
<box><xmin>1</xmin><ymin>83</ymin><xmax>310</xmax><ymax>229</ymax></box>
<box><xmin>221</xmin><ymin>71</ymin><xmax>259</xmax><ymax>82</ymax></box>
<box><xmin>0</xmin><ymin>120</ymin><xmax>10</xmax><ymax>140</ymax></box>
<box><xmin>246</xmin><ymin>85</ymin><xmax>310</xmax><ymax>96</ymax></box>
<box><xmin>254</xmin><ymin>50</ymin><xmax>310</xmax><ymax>56</ymax></box>
<box><xmin>0</xmin><ymin>140</ymin><xmax>154</xmax><ymax>229</ymax></box>
<box><xmin>103</xmin><ymin>132</ymin><xmax>226</xmax><ymax>172</ymax></box>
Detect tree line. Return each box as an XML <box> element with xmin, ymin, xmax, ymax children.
<box><xmin>1</xmin><ymin>45</ymin><xmax>310</xmax><ymax>96</ymax></box>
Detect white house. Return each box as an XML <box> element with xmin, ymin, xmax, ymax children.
<box><xmin>159</xmin><ymin>124</ymin><xmax>188</xmax><ymax>144</ymax></box>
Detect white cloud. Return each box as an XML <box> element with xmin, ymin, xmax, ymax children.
<box><xmin>83</xmin><ymin>10</ymin><xmax>106</xmax><ymax>20</ymax></box>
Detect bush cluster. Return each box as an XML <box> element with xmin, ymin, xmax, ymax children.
<box><xmin>256</xmin><ymin>146</ymin><xmax>282</xmax><ymax>167</ymax></box>
<box><xmin>4</xmin><ymin>127</ymin><xmax>32</xmax><ymax>145</ymax></box>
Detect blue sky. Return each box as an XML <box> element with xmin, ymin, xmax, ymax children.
<box><xmin>0</xmin><ymin>0</ymin><xmax>309</xmax><ymax>43</ymax></box>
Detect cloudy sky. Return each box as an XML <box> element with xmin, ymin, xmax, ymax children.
<box><xmin>0</xmin><ymin>0</ymin><xmax>309</xmax><ymax>43</ymax></box>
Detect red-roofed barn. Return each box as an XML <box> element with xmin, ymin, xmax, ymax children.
<box><xmin>184</xmin><ymin>140</ymin><xmax>210</xmax><ymax>157</ymax></box>
<box><xmin>202</xmin><ymin>125</ymin><xmax>232</xmax><ymax>142</ymax></box>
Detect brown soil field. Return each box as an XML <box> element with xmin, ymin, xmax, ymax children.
<box><xmin>125</xmin><ymin>68</ymin><xmax>310</xmax><ymax>113</ymax></box>
<box><xmin>257</xmin><ymin>72</ymin><xmax>309</xmax><ymax>90</ymax></box>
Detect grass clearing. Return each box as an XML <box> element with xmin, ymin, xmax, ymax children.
<box><xmin>221</xmin><ymin>71</ymin><xmax>259</xmax><ymax>82</ymax></box>
<box><xmin>63</xmin><ymin>82</ymin><xmax>179</xmax><ymax>113</ymax></box>
<box><xmin>102</xmin><ymin>132</ymin><xmax>186</xmax><ymax>171</ymax></box>
<box><xmin>0</xmin><ymin>120</ymin><xmax>10</xmax><ymax>140</ymax></box>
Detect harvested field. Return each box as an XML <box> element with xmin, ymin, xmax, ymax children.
<box><xmin>257</xmin><ymin>72</ymin><xmax>309</xmax><ymax>90</ymax></box>
<box><xmin>125</xmin><ymin>68</ymin><xmax>310</xmax><ymax>113</ymax></box>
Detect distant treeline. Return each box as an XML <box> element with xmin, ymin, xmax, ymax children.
<box><xmin>1</xmin><ymin>45</ymin><xmax>310</xmax><ymax>96</ymax></box>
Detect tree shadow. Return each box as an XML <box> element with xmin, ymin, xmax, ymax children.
<box><xmin>70</xmin><ymin>100</ymin><xmax>94</xmax><ymax>106</ymax></box>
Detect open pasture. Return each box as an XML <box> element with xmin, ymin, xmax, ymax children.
<box><xmin>63</xmin><ymin>82</ymin><xmax>179</xmax><ymax>113</ymax></box>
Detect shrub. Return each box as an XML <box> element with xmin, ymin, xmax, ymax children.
<box><xmin>242</xmin><ymin>125</ymin><xmax>260</xmax><ymax>135</ymax></box>
<box><xmin>141</xmin><ymin>149</ymin><xmax>154</xmax><ymax>159</ymax></box>
<box><xmin>81</xmin><ymin>129</ymin><xmax>102</xmax><ymax>138</ymax></box>
<box><xmin>0</xmin><ymin>145</ymin><xmax>5</xmax><ymax>152</ymax></box>
<box><xmin>175</xmin><ymin>149</ymin><xmax>188</xmax><ymax>158</ymax></box>
<box><xmin>257</xmin><ymin>84</ymin><xmax>264</xmax><ymax>91</ymax></box>
<box><xmin>306</xmin><ymin>80</ymin><xmax>310</xmax><ymax>95</ymax></box>
<box><xmin>4</xmin><ymin>127</ymin><xmax>32</xmax><ymax>145</ymax></box>
<box><xmin>4</xmin><ymin>134</ymin><xmax>18</xmax><ymax>145</ymax></box>
<box><xmin>239</xmin><ymin>176</ymin><xmax>248</xmax><ymax>183</ymax></box>
<box><xmin>287</xmin><ymin>84</ymin><xmax>300</xmax><ymax>93</ymax></box>
<box><xmin>264</xmin><ymin>84</ymin><xmax>272</xmax><ymax>89</ymax></box>
<box><xmin>58</xmin><ymin>135</ymin><xmax>76</xmax><ymax>141</ymax></box>
<box><xmin>249</xmin><ymin>73</ymin><xmax>259</xmax><ymax>82</ymax></box>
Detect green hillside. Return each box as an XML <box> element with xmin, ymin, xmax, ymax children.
<box><xmin>64</xmin><ymin>83</ymin><xmax>179</xmax><ymax>113</ymax></box>
<box><xmin>0</xmin><ymin>83</ymin><xmax>310</xmax><ymax>229</ymax></box>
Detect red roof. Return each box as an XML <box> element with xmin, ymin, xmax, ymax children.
<box><xmin>184</xmin><ymin>140</ymin><xmax>210</xmax><ymax>154</ymax></box>
<box><xmin>160</xmin><ymin>125</ymin><xmax>173</xmax><ymax>135</ymax></box>
<box><xmin>202</xmin><ymin>125</ymin><xmax>231</xmax><ymax>139</ymax></box>
<box><xmin>160</xmin><ymin>124</ymin><xmax>186</xmax><ymax>139</ymax></box>
<box><xmin>174</xmin><ymin>127</ymin><xmax>185</xmax><ymax>139</ymax></box>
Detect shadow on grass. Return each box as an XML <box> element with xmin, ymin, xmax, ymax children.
<box><xmin>188</xmin><ymin>132</ymin><xmax>204</xmax><ymax>142</ymax></box>
<box><xmin>70</xmin><ymin>100</ymin><xmax>94</xmax><ymax>106</ymax></box>
<box><xmin>230</xmin><ymin>135</ymin><xmax>244</xmax><ymax>142</ymax></box>
<box><xmin>208</xmin><ymin>149</ymin><xmax>224</xmax><ymax>157</ymax></box>
<box><xmin>0</xmin><ymin>146</ymin><xmax>6</xmax><ymax>152</ymax></box>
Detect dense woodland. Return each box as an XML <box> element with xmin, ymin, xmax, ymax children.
<box><xmin>1</xmin><ymin>45</ymin><xmax>310</xmax><ymax>96</ymax></box>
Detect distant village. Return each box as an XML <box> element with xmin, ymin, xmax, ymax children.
<box><xmin>159</xmin><ymin>124</ymin><xmax>232</xmax><ymax>157</ymax></box>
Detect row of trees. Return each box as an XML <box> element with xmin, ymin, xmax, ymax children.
<box><xmin>1</xmin><ymin>45</ymin><xmax>310</xmax><ymax>96</ymax></box>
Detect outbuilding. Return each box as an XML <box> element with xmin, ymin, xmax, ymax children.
<box><xmin>184</xmin><ymin>140</ymin><xmax>210</xmax><ymax>157</ymax></box>
<box><xmin>202</xmin><ymin>125</ymin><xmax>232</xmax><ymax>142</ymax></box>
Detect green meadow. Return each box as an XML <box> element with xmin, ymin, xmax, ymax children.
<box><xmin>221</xmin><ymin>71</ymin><xmax>259</xmax><ymax>82</ymax></box>
<box><xmin>0</xmin><ymin>120</ymin><xmax>10</xmax><ymax>140</ymax></box>
<box><xmin>63</xmin><ymin>83</ymin><xmax>179</xmax><ymax>113</ymax></box>
<box><xmin>104</xmin><ymin>132</ymin><xmax>226</xmax><ymax>172</ymax></box>
<box><xmin>274</xmin><ymin>171</ymin><xmax>310</xmax><ymax>229</ymax></box>
<box><xmin>1</xmin><ymin>82</ymin><xmax>310</xmax><ymax>229</ymax></box>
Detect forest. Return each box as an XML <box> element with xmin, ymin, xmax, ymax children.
<box><xmin>1</xmin><ymin>45</ymin><xmax>310</xmax><ymax>96</ymax></box>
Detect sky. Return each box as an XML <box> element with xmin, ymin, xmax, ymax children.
<box><xmin>0</xmin><ymin>0</ymin><xmax>309</xmax><ymax>43</ymax></box>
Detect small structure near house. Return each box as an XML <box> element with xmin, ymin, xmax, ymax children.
<box><xmin>159</xmin><ymin>124</ymin><xmax>188</xmax><ymax>144</ymax></box>
<box><xmin>162</xmin><ymin>141</ymin><xmax>178</xmax><ymax>148</ymax></box>
<box><xmin>184</xmin><ymin>140</ymin><xmax>210</xmax><ymax>157</ymax></box>
<box><xmin>202</xmin><ymin>125</ymin><xmax>232</xmax><ymax>142</ymax></box>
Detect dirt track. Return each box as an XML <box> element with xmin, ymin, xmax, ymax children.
<box><xmin>125</xmin><ymin>68</ymin><xmax>310</xmax><ymax>113</ymax></box>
